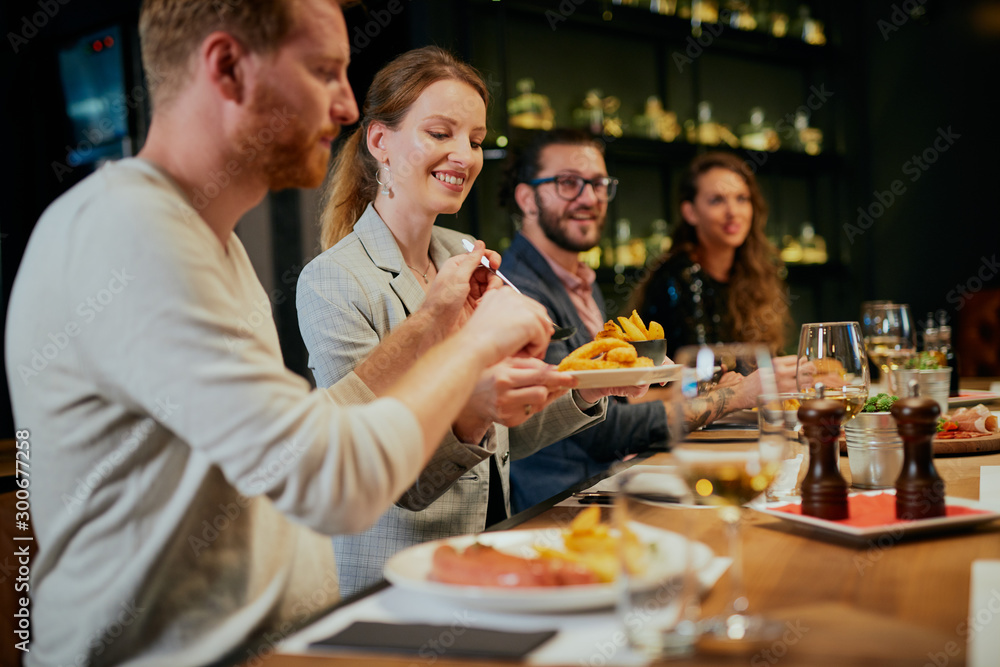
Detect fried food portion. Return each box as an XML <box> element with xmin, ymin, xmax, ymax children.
<box><xmin>535</xmin><ymin>505</ymin><xmax>648</xmax><ymax>582</ymax></box>
<box><xmin>595</xmin><ymin>321</ymin><xmax>627</xmax><ymax>341</ymax></box>
<box><xmin>605</xmin><ymin>346</ymin><xmax>638</xmax><ymax>365</ymax></box>
<box><xmin>557</xmin><ymin>338</ymin><xmax>653</xmax><ymax>371</ymax></box>
<box><xmin>559</xmin><ymin>312</ymin><xmax>663</xmax><ymax>370</ymax></box>
<box><xmin>599</xmin><ymin>311</ymin><xmax>664</xmax><ymax>342</ymax></box>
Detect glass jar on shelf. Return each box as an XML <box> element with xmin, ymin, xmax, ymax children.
<box><xmin>723</xmin><ymin>0</ymin><xmax>757</xmax><ymax>30</ymax></box>
<box><xmin>794</xmin><ymin>111</ymin><xmax>823</xmax><ymax>155</ymax></box>
<box><xmin>573</xmin><ymin>90</ymin><xmax>624</xmax><ymax>138</ymax></box>
<box><xmin>631</xmin><ymin>96</ymin><xmax>682</xmax><ymax>142</ymax></box>
<box><xmin>779</xmin><ymin>233</ymin><xmax>803</xmax><ymax>264</ymax></box>
<box><xmin>507</xmin><ymin>78</ymin><xmax>555</xmax><ymax>130</ymax></box>
<box><xmin>689</xmin><ymin>0</ymin><xmax>719</xmax><ymax>25</ymax></box>
<box><xmin>788</xmin><ymin>5</ymin><xmax>826</xmax><ymax>45</ymax></box>
<box><xmin>738</xmin><ymin>107</ymin><xmax>780</xmax><ymax>152</ymax></box>
<box><xmin>649</xmin><ymin>0</ymin><xmax>678</xmax><ymax>15</ymax></box>
<box><xmin>754</xmin><ymin>0</ymin><xmax>789</xmax><ymax>37</ymax></box>
<box><xmin>799</xmin><ymin>222</ymin><xmax>827</xmax><ymax>264</ymax></box>
<box><xmin>695</xmin><ymin>101</ymin><xmax>740</xmax><ymax>148</ymax></box>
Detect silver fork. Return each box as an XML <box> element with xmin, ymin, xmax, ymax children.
<box><xmin>461</xmin><ymin>239</ymin><xmax>577</xmax><ymax>341</ymax></box>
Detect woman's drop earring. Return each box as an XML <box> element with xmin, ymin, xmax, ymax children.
<box><xmin>376</xmin><ymin>163</ymin><xmax>393</xmax><ymax>196</ymax></box>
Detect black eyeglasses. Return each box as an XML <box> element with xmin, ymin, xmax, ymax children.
<box><xmin>528</xmin><ymin>174</ymin><xmax>619</xmax><ymax>202</ymax></box>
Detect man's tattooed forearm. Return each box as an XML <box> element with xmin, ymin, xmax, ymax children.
<box><xmin>684</xmin><ymin>387</ymin><xmax>736</xmax><ymax>431</ymax></box>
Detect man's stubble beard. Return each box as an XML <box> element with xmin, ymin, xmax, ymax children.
<box><xmin>236</xmin><ymin>81</ymin><xmax>336</xmax><ymax>191</ymax></box>
<box><xmin>535</xmin><ymin>192</ymin><xmax>606</xmax><ymax>253</ymax></box>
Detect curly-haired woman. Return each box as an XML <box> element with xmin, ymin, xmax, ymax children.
<box><xmin>632</xmin><ymin>151</ymin><xmax>792</xmax><ymax>356</ymax></box>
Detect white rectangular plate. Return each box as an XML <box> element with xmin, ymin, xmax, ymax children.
<box><xmin>563</xmin><ymin>364</ymin><xmax>681</xmax><ymax>389</ymax></box>
<box><xmin>756</xmin><ymin>491</ymin><xmax>1000</xmax><ymax>541</ymax></box>
<box><xmin>948</xmin><ymin>390</ymin><xmax>1000</xmax><ymax>408</ymax></box>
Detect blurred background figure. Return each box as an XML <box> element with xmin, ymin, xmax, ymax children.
<box><xmin>632</xmin><ymin>151</ymin><xmax>792</xmax><ymax>356</ymax></box>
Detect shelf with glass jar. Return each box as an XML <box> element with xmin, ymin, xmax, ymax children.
<box><xmin>504</xmin><ymin>80</ymin><xmax>836</xmax><ymax>167</ymax></box>
<box><xmin>472</xmin><ymin>0</ymin><xmax>837</xmax><ymax>66</ymax></box>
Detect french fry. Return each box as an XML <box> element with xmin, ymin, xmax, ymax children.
<box><xmin>532</xmin><ymin>504</ymin><xmax>649</xmax><ymax>581</ymax></box>
<box><xmin>647</xmin><ymin>321</ymin><xmax>665</xmax><ymax>340</ymax></box>
<box><xmin>570</xmin><ymin>505</ymin><xmax>601</xmax><ymax>532</ymax></box>
<box><xmin>628</xmin><ymin>310</ymin><xmax>649</xmax><ymax>338</ymax></box>
<box><xmin>617</xmin><ymin>316</ymin><xmax>645</xmax><ymax>341</ymax></box>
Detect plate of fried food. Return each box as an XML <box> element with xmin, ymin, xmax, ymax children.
<box><xmin>556</xmin><ymin>311</ymin><xmax>681</xmax><ymax>389</ymax></box>
<box><xmin>383</xmin><ymin>506</ymin><xmax>716</xmax><ymax>613</ymax></box>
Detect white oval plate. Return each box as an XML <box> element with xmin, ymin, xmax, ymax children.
<box><xmin>562</xmin><ymin>364</ymin><xmax>682</xmax><ymax>389</ymax></box>
<box><xmin>383</xmin><ymin>524</ymin><xmax>712</xmax><ymax>613</ymax></box>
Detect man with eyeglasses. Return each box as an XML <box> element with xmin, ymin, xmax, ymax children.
<box><xmin>499</xmin><ymin>129</ymin><xmax>670</xmax><ymax>512</ymax></box>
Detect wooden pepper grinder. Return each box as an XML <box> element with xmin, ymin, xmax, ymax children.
<box><xmin>892</xmin><ymin>380</ymin><xmax>946</xmax><ymax>519</ymax></box>
<box><xmin>798</xmin><ymin>383</ymin><xmax>849</xmax><ymax>520</ymax></box>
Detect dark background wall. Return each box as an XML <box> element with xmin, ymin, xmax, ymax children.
<box><xmin>2</xmin><ymin>0</ymin><xmax>998</xmax><ymax>435</ymax></box>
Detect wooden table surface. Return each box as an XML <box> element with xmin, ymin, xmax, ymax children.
<box><xmin>250</xmin><ymin>395</ymin><xmax>1000</xmax><ymax>667</ymax></box>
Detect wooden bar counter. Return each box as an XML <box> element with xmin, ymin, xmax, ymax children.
<box><xmin>251</xmin><ymin>427</ymin><xmax>1000</xmax><ymax>667</ymax></box>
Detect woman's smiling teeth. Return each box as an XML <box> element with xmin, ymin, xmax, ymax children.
<box><xmin>434</xmin><ymin>173</ymin><xmax>465</xmax><ymax>186</ymax></box>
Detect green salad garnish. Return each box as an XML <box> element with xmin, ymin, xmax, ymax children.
<box><xmin>862</xmin><ymin>392</ymin><xmax>899</xmax><ymax>412</ymax></box>
<box><xmin>904</xmin><ymin>352</ymin><xmax>945</xmax><ymax>370</ymax></box>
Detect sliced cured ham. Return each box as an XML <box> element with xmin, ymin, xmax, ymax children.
<box><xmin>429</xmin><ymin>543</ymin><xmax>599</xmax><ymax>587</ymax></box>
<box><xmin>946</xmin><ymin>405</ymin><xmax>998</xmax><ymax>434</ymax></box>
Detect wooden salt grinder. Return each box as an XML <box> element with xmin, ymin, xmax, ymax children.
<box><xmin>798</xmin><ymin>384</ymin><xmax>849</xmax><ymax>520</ymax></box>
<box><xmin>892</xmin><ymin>380</ymin><xmax>946</xmax><ymax>519</ymax></box>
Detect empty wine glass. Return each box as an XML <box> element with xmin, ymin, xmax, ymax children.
<box><xmin>667</xmin><ymin>343</ymin><xmax>786</xmax><ymax>647</ymax></box>
<box><xmin>796</xmin><ymin>322</ymin><xmax>870</xmax><ymax>422</ymax></box>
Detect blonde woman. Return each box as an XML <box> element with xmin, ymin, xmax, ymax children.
<box><xmin>297</xmin><ymin>47</ymin><xmax>639</xmax><ymax>596</ymax></box>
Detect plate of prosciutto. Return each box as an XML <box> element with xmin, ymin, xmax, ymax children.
<box><xmin>933</xmin><ymin>405</ymin><xmax>1000</xmax><ymax>455</ymax></box>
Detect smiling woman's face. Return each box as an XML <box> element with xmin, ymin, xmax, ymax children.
<box><xmin>378</xmin><ymin>79</ymin><xmax>487</xmax><ymax>217</ymax></box>
<box><xmin>682</xmin><ymin>167</ymin><xmax>754</xmax><ymax>252</ymax></box>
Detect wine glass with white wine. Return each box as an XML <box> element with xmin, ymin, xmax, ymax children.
<box><xmin>668</xmin><ymin>343</ymin><xmax>787</xmax><ymax>648</ymax></box>
<box><xmin>796</xmin><ymin>322</ymin><xmax>871</xmax><ymax>422</ymax></box>
<box><xmin>859</xmin><ymin>303</ymin><xmax>916</xmax><ymax>394</ymax></box>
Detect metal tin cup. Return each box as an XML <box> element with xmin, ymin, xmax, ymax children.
<box><xmin>890</xmin><ymin>368</ymin><xmax>951</xmax><ymax>416</ymax></box>
<box><xmin>844</xmin><ymin>412</ymin><xmax>904</xmax><ymax>489</ymax></box>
